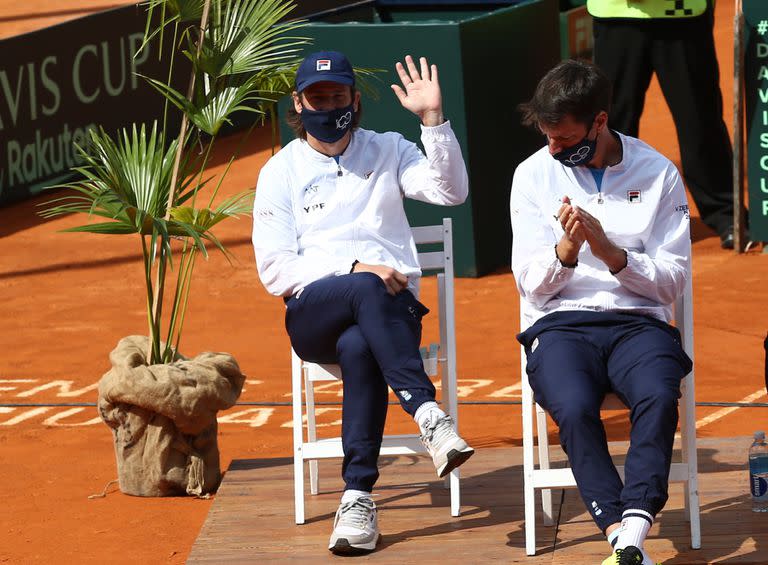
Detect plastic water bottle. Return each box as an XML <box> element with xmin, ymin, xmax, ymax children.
<box><xmin>750</xmin><ymin>431</ymin><xmax>768</xmax><ymax>512</ymax></box>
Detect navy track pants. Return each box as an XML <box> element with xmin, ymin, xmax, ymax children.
<box><xmin>517</xmin><ymin>310</ymin><xmax>692</xmax><ymax>532</ymax></box>
<box><xmin>285</xmin><ymin>272</ymin><xmax>435</xmax><ymax>492</ymax></box>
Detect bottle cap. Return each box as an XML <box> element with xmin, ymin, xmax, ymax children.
<box><xmin>755</xmin><ymin>431</ymin><xmax>766</xmax><ymax>440</ymax></box>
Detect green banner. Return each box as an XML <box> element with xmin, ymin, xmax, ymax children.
<box><xmin>743</xmin><ymin>0</ymin><xmax>768</xmax><ymax>241</ymax></box>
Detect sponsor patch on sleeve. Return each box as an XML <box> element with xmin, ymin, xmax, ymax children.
<box><xmin>674</xmin><ymin>204</ymin><xmax>690</xmax><ymax>219</ymax></box>
<box><xmin>254</xmin><ymin>207</ymin><xmax>275</xmax><ymax>219</ymax></box>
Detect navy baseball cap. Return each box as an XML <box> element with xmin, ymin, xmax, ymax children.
<box><xmin>295</xmin><ymin>50</ymin><xmax>355</xmax><ymax>92</ymax></box>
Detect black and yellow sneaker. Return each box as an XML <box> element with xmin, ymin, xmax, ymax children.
<box><xmin>601</xmin><ymin>546</ymin><xmax>645</xmax><ymax>565</ymax></box>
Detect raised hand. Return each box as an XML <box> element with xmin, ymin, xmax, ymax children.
<box><xmin>391</xmin><ymin>55</ymin><xmax>443</xmax><ymax>126</ymax></box>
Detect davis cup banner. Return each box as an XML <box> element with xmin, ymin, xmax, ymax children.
<box><xmin>744</xmin><ymin>0</ymin><xmax>768</xmax><ymax>241</ymax></box>
<box><xmin>0</xmin><ymin>4</ymin><xmax>185</xmax><ymax>206</ymax></box>
<box><xmin>0</xmin><ymin>1</ymin><xmax>365</xmax><ymax>207</ymax></box>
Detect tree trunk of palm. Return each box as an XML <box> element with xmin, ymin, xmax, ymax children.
<box><xmin>148</xmin><ymin>0</ymin><xmax>212</xmax><ymax>364</ymax></box>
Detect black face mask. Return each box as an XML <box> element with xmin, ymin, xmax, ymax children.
<box><xmin>552</xmin><ymin>120</ymin><xmax>597</xmax><ymax>168</ymax></box>
<box><xmin>300</xmin><ymin>104</ymin><xmax>355</xmax><ymax>143</ymax></box>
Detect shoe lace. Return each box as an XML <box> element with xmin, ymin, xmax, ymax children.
<box><xmin>336</xmin><ymin>496</ymin><xmax>375</xmax><ymax>530</ymax></box>
<box><xmin>615</xmin><ymin>547</ymin><xmax>643</xmax><ymax>565</ymax></box>
<box><xmin>421</xmin><ymin>414</ymin><xmax>455</xmax><ymax>447</ymax></box>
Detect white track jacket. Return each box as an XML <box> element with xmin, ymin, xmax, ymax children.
<box><xmin>511</xmin><ymin>132</ymin><xmax>691</xmax><ymax>327</ymax></box>
<box><xmin>252</xmin><ymin>121</ymin><xmax>468</xmax><ymax>297</ymax></box>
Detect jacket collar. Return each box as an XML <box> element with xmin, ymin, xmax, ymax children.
<box><xmin>298</xmin><ymin>130</ymin><xmax>359</xmax><ymax>163</ymax></box>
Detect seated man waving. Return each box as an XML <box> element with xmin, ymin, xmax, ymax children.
<box><xmin>252</xmin><ymin>50</ymin><xmax>474</xmax><ymax>555</ymax></box>
<box><xmin>511</xmin><ymin>60</ymin><xmax>692</xmax><ymax>565</ymax></box>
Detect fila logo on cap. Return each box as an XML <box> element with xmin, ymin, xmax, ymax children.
<box><xmin>627</xmin><ymin>189</ymin><xmax>642</xmax><ymax>203</ymax></box>
<box><xmin>316</xmin><ymin>59</ymin><xmax>331</xmax><ymax>71</ymax></box>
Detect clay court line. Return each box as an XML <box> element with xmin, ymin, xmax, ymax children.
<box><xmin>0</xmin><ymin>406</ymin><xmax>50</xmax><ymax>425</ymax></box>
<box><xmin>695</xmin><ymin>388</ymin><xmax>767</xmax><ymax>430</ymax></box>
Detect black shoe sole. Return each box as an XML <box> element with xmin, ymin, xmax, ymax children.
<box><xmin>329</xmin><ymin>535</ymin><xmax>380</xmax><ymax>556</ymax></box>
<box><xmin>438</xmin><ymin>448</ymin><xmax>475</xmax><ymax>478</ymax></box>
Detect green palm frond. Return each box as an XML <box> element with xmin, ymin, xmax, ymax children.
<box><xmin>212</xmin><ymin>188</ymin><xmax>253</xmax><ymax>217</ymax></box>
<box><xmin>171</xmin><ymin>189</ymin><xmax>253</xmax><ymax>230</ymax></box>
<box><xmin>193</xmin><ymin>0</ymin><xmax>308</xmax><ymax>79</ymax></box>
<box><xmin>246</xmin><ymin>64</ymin><xmax>295</xmax><ymax>103</ymax></box>
<box><xmin>148</xmin><ymin>0</ymin><xmax>206</xmax><ymax>22</ymax></box>
<box><xmin>42</xmin><ymin>0</ymin><xmax>306</xmax><ymax>363</ymax></box>
<box><xmin>353</xmin><ymin>67</ymin><xmax>385</xmax><ymax>101</ymax></box>
<box><xmin>60</xmin><ymin>223</ymin><xmax>139</xmax><ymax>235</ymax></box>
<box><xmin>139</xmin><ymin>0</ymin><xmax>206</xmax><ymax>62</ymax></box>
<box><xmin>145</xmin><ymin>72</ymin><xmax>281</xmax><ymax>135</ymax></box>
<box><xmin>40</xmin><ymin>123</ymin><xmax>192</xmax><ymax>233</ymax></box>
<box><xmin>188</xmin><ymin>80</ymin><xmax>272</xmax><ymax>134</ymax></box>
<box><xmin>142</xmin><ymin>75</ymin><xmax>200</xmax><ymax>119</ymax></box>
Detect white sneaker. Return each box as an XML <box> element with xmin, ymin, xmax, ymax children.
<box><xmin>420</xmin><ymin>413</ymin><xmax>475</xmax><ymax>478</ymax></box>
<box><xmin>328</xmin><ymin>495</ymin><xmax>380</xmax><ymax>555</ymax></box>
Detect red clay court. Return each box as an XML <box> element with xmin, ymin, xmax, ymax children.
<box><xmin>0</xmin><ymin>1</ymin><xmax>767</xmax><ymax>563</ymax></box>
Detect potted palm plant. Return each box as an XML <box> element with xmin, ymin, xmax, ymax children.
<box><xmin>40</xmin><ymin>0</ymin><xmax>307</xmax><ymax>497</ymax></box>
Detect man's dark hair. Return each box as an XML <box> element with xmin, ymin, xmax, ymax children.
<box><xmin>519</xmin><ymin>59</ymin><xmax>612</xmax><ymax>129</ymax></box>
<box><xmin>285</xmin><ymin>86</ymin><xmax>363</xmax><ymax>140</ymax></box>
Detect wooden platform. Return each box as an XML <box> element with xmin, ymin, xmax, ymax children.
<box><xmin>189</xmin><ymin>437</ymin><xmax>767</xmax><ymax>563</ymax></box>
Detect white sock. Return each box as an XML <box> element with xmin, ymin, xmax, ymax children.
<box><xmin>606</xmin><ymin>527</ymin><xmax>620</xmax><ymax>550</ymax></box>
<box><xmin>413</xmin><ymin>401</ymin><xmax>444</xmax><ymax>432</ymax></box>
<box><xmin>341</xmin><ymin>489</ymin><xmax>371</xmax><ymax>504</ymax></box>
<box><xmin>615</xmin><ymin>508</ymin><xmax>653</xmax><ymax>551</ymax></box>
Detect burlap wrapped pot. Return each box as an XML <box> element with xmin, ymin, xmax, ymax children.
<box><xmin>97</xmin><ymin>336</ymin><xmax>245</xmax><ymax>496</ymax></box>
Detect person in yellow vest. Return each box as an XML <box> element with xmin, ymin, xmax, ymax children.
<box><xmin>589</xmin><ymin>0</ymin><xmax>741</xmax><ymax>249</ymax></box>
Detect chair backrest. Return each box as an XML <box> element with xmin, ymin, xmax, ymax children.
<box><xmin>412</xmin><ymin>218</ymin><xmax>455</xmax><ymax>379</ymax></box>
<box><xmin>412</xmin><ymin>219</ymin><xmax>454</xmax><ymax>275</ymax></box>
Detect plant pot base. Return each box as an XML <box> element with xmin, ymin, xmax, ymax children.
<box><xmin>98</xmin><ymin>336</ymin><xmax>244</xmax><ymax>497</ymax></box>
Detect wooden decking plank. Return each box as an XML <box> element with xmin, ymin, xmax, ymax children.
<box><xmin>189</xmin><ymin>436</ymin><xmax>767</xmax><ymax>564</ymax></box>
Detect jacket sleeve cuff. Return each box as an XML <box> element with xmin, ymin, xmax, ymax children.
<box><xmin>523</xmin><ymin>252</ymin><xmax>575</xmax><ymax>301</ymax></box>
<box><xmin>334</xmin><ymin>258</ymin><xmax>358</xmax><ymax>276</ymax></box>
<box><xmin>549</xmin><ymin>254</ymin><xmax>577</xmax><ymax>284</ymax></box>
<box><xmin>419</xmin><ymin>119</ymin><xmax>454</xmax><ymax>140</ymax></box>
<box><xmin>613</xmin><ymin>250</ymin><xmax>649</xmax><ymax>283</ymax></box>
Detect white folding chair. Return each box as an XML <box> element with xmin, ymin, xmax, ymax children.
<box><xmin>520</xmin><ymin>277</ymin><xmax>701</xmax><ymax>555</ymax></box>
<box><xmin>291</xmin><ymin>218</ymin><xmax>461</xmax><ymax>524</ymax></box>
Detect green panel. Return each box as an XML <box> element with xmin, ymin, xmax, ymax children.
<box><xmin>741</xmin><ymin>0</ymin><xmax>768</xmax><ymax>241</ymax></box>
<box><xmin>375</xmin><ymin>10</ymin><xmax>489</xmax><ymax>22</ymax></box>
<box><xmin>459</xmin><ymin>0</ymin><xmax>560</xmax><ymax>275</ymax></box>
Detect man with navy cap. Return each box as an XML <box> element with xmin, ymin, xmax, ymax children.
<box><xmin>252</xmin><ymin>50</ymin><xmax>473</xmax><ymax>555</ymax></box>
